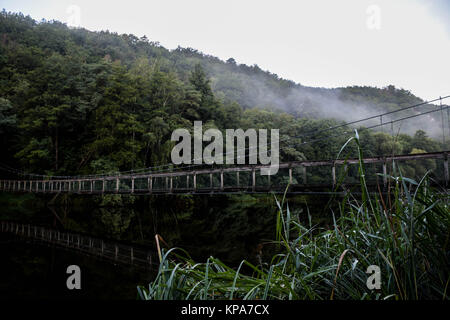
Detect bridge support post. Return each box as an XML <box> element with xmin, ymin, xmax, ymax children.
<box><xmin>444</xmin><ymin>153</ymin><xmax>449</xmax><ymax>187</ymax></box>
<box><xmin>131</xmin><ymin>178</ymin><xmax>135</xmax><ymax>194</ymax></box>
<box><xmin>220</xmin><ymin>170</ymin><xmax>224</xmax><ymax>190</ymax></box>
<box><xmin>170</xmin><ymin>176</ymin><xmax>173</xmax><ymax>193</ymax></box>
<box><xmin>116</xmin><ymin>178</ymin><xmax>119</xmax><ymax>193</ymax></box>
<box><xmin>148</xmin><ymin>177</ymin><xmax>152</xmax><ymax>194</ymax></box>
<box><xmin>165</xmin><ymin>177</ymin><xmax>168</xmax><ymax>191</ymax></box>
<box><xmin>332</xmin><ymin>164</ymin><xmax>336</xmax><ymax>188</ymax></box>
<box><xmin>236</xmin><ymin>171</ymin><xmax>239</xmax><ymax>188</ymax></box>
<box><xmin>302</xmin><ymin>166</ymin><xmax>307</xmax><ymax>184</ymax></box>
<box><xmin>115</xmin><ymin>245</ymin><xmax>118</xmax><ymax>260</ymax></box>
<box><xmin>383</xmin><ymin>159</ymin><xmax>387</xmax><ymax>188</ymax></box>
<box><xmin>210</xmin><ymin>173</ymin><xmax>213</xmax><ymax>190</ymax></box>
<box><xmin>193</xmin><ymin>173</ymin><xmax>197</xmax><ymax>191</ymax></box>
<box><xmin>90</xmin><ymin>181</ymin><xmax>93</xmax><ymax>193</ymax></box>
<box><xmin>102</xmin><ymin>179</ymin><xmax>105</xmax><ymax>193</ymax></box>
<box><xmin>252</xmin><ymin>168</ymin><xmax>256</xmax><ymax>192</ymax></box>
<box><xmin>186</xmin><ymin>175</ymin><xmax>189</xmax><ymax>189</ymax></box>
<box><xmin>289</xmin><ymin>168</ymin><xmax>292</xmax><ymax>185</ymax></box>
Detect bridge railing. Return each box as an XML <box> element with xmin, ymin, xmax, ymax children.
<box><xmin>0</xmin><ymin>151</ymin><xmax>448</xmax><ymax>194</ymax></box>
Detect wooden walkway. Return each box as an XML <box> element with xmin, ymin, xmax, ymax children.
<box><xmin>0</xmin><ymin>151</ymin><xmax>448</xmax><ymax>195</ymax></box>
<box><xmin>1</xmin><ymin>221</ymin><xmax>157</xmax><ymax>271</ymax></box>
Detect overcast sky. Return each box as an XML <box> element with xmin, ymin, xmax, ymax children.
<box><xmin>2</xmin><ymin>0</ymin><xmax>449</xmax><ymax>101</ymax></box>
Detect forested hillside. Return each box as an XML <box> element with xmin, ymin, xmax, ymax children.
<box><xmin>0</xmin><ymin>11</ymin><xmax>447</xmax><ymax>179</ymax></box>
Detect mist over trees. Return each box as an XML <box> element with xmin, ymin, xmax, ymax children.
<box><xmin>0</xmin><ymin>10</ymin><xmax>447</xmax><ymax>179</ymax></box>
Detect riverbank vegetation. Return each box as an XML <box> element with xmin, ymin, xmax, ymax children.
<box><xmin>138</xmin><ymin>135</ymin><xmax>449</xmax><ymax>300</ymax></box>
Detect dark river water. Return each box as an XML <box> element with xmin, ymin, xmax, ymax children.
<box><xmin>0</xmin><ymin>192</ymin><xmax>333</xmax><ymax>299</ymax></box>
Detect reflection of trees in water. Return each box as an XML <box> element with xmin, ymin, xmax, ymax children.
<box><xmin>99</xmin><ymin>207</ymin><xmax>135</xmax><ymax>239</ymax></box>
<box><xmin>96</xmin><ymin>194</ymin><xmax>137</xmax><ymax>239</ymax></box>
<box><xmin>144</xmin><ymin>195</ymin><xmax>278</xmax><ymax>265</ymax></box>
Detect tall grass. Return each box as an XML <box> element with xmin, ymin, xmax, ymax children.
<box><xmin>137</xmin><ymin>131</ymin><xmax>449</xmax><ymax>300</ymax></box>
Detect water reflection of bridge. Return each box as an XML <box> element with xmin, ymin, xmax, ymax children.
<box><xmin>1</xmin><ymin>221</ymin><xmax>157</xmax><ymax>271</ymax></box>
<box><xmin>1</xmin><ymin>151</ymin><xmax>448</xmax><ymax>195</ymax></box>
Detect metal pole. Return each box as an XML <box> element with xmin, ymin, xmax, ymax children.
<box><xmin>193</xmin><ymin>173</ymin><xmax>197</xmax><ymax>190</ymax></box>
<box><xmin>252</xmin><ymin>168</ymin><xmax>256</xmax><ymax>192</ymax></box>
<box><xmin>444</xmin><ymin>153</ymin><xmax>449</xmax><ymax>187</ymax></box>
<box><xmin>332</xmin><ymin>164</ymin><xmax>336</xmax><ymax>188</ymax></box>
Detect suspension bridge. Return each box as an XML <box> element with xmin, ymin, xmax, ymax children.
<box><xmin>0</xmin><ymin>151</ymin><xmax>448</xmax><ymax>195</ymax></box>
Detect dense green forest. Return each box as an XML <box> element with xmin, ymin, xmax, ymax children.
<box><xmin>0</xmin><ymin>10</ymin><xmax>447</xmax><ymax>180</ymax></box>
